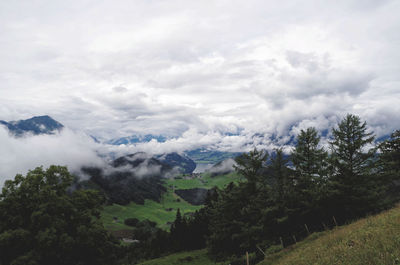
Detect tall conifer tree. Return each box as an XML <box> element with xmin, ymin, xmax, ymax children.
<box><xmin>329</xmin><ymin>114</ymin><xmax>380</xmax><ymax>219</ymax></box>
<box><xmin>291</xmin><ymin>127</ymin><xmax>328</xmax><ymax>219</ymax></box>
<box><xmin>378</xmin><ymin>130</ymin><xmax>400</xmax><ymax>203</ymax></box>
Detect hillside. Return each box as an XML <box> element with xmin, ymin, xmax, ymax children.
<box><xmin>258</xmin><ymin>204</ymin><xmax>400</xmax><ymax>265</ymax></box>
<box><xmin>137</xmin><ymin>204</ymin><xmax>400</xmax><ymax>265</ymax></box>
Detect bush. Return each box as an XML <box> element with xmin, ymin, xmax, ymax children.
<box><xmin>124</xmin><ymin>218</ymin><xmax>140</xmax><ymax>227</ymax></box>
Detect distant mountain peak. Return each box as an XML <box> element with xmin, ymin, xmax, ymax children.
<box><xmin>0</xmin><ymin>115</ymin><xmax>64</xmax><ymax>136</ymax></box>
<box><xmin>107</xmin><ymin>134</ymin><xmax>167</xmax><ymax>145</ymax></box>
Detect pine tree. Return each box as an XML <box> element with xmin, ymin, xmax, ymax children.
<box><xmin>379</xmin><ymin>130</ymin><xmax>400</xmax><ymax>177</ymax></box>
<box><xmin>291</xmin><ymin>127</ymin><xmax>328</xmax><ymax>222</ymax></box>
<box><xmin>378</xmin><ymin>130</ymin><xmax>400</xmax><ymax>203</ymax></box>
<box><xmin>292</xmin><ymin>127</ymin><xmax>328</xmax><ymax>186</ymax></box>
<box><xmin>234</xmin><ymin>148</ymin><xmax>268</xmax><ymax>186</ymax></box>
<box><xmin>207</xmin><ymin>149</ymin><xmax>269</xmax><ymax>260</ymax></box>
<box><xmin>266</xmin><ymin>148</ymin><xmax>293</xmax><ymax>237</ymax></box>
<box><xmin>170</xmin><ymin>208</ymin><xmax>187</xmax><ymax>251</ymax></box>
<box><xmin>270</xmin><ymin>148</ymin><xmax>291</xmax><ymax>202</ymax></box>
<box><xmin>329</xmin><ymin>114</ymin><xmax>380</xmax><ymax>219</ymax></box>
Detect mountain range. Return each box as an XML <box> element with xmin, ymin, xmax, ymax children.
<box><xmin>106</xmin><ymin>134</ymin><xmax>167</xmax><ymax>145</ymax></box>
<box><xmin>0</xmin><ymin>115</ymin><xmax>63</xmax><ymax>136</ymax></box>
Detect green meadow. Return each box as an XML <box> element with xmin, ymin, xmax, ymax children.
<box><xmin>101</xmin><ymin>172</ymin><xmax>241</xmax><ymax>230</ymax></box>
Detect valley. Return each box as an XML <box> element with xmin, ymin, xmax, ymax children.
<box><xmin>101</xmin><ymin>171</ymin><xmax>241</xmax><ymax>231</ymax></box>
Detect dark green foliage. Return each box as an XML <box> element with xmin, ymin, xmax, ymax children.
<box><xmin>121</xmin><ymin>220</ymin><xmax>171</xmax><ymax>264</ymax></box>
<box><xmin>207</xmin><ymin>149</ymin><xmax>270</xmax><ymax>260</ymax></box>
<box><xmin>379</xmin><ymin>130</ymin><xmax>400</xmax><ymax>202</ymax></box>
<box><xmin>124</xmin><ymin>218</ymin><xmax>140</xmax><ymax>227</ymax></box>
<box><xmin>328</xmin><ymin>114</ymin><xmax>384</xmax><ymax>218</ymax></box>
<box><xmin>292</xmin><ymin>127</ymin><xmax>328</xmax><ymax>188</ymax></box>
<box><xmin>0</xmin><ymin>166</ymin><xmax>121</xmax><ymax>265</ymax></box>
<box><xmin>170</xmin><ymin>209</ymin><xmax>187</xmax><ymax>251</ymax></box>
<box><xmin>174</xmin><ymin>188</ymin><xmax>208</xmax><ymax>205</ymax></box>
<box><xmin>234</xmin><ymin>148</ymin><xmax>268</xmax><ymax>185</ymax></box>
<box><xmin>291</xmin><ymin>127</ymin><xmax>329</xmax><ymax>224</ymax></box>
<box><xmin>81</xmin><ymin>166</ymin><xmax>166</xmax><ymax>205</ymax></box>
<box><xmin>379</xmin><ymin>130</ymin><xmax>400</xmax><ymax>178</ymax></box>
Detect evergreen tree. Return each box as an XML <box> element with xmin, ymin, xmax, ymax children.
<box><xmin>292</xmin><ymin>127</ymin><xmax>328</xmax><ymax>186</ymax></box>
<box><xmin>269</xmin><ymin>148</ymin><xmax>291</xmax><ymax>201</ymax></box>
<box><xmin>207</xmin><ymin>149</ymin><xmax>269</xmax><ymax>260</ymax></box>
<box><xmin>379</xmin><ymin>130</ymin><xmax>400</xmax><ymax>178</ymax></box>
<box><xmin>266</xmin><ymin>149</ymin><xmax>294</xmax><ymax>237</ymax></box>
<box><xmin>170</xmin><ymin>208</ymin><xmax>188</xmax><ymax>251</ymax></box>
<box><xmin>234</xmin><ymin>148</ymin><xmax>268</xmax><ymax>187</ymax></box>
<box><xmin>378</xmin><ymin>130</ymin><xmax>400</xmax><ymax>203</ymax></box>
<box><xmin>291</xmin><ymin>127</ymin><xmax>328</xmax><ymax>222</ymax></box>
<box><xmin>328</xmin><ymin>114</ymin><xmax>381</xmax><ymax>219</ymax></box>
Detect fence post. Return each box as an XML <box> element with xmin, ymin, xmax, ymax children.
<box><xmin>279</xmin><ymin>237</ymin><xmax>284</xmax><ymax>248</ymax></box>
<box><xmin>292</xmin><ymin>235</ymin><xmax>297</xmax><ymax>244</ymax></box>
<box><xmin>304</xmin><ymin>223</ymin><xmax>310</xmax><ymax>235</ymax></box>
<box><xmin>333</xmin><ymin>216</ymin><xmax>338</xmax><ymax>227</ymax></box>
<box><xmin>246</xmin><ymin>251</ymin><xmax>249</xmax><ymax>265</ymax></box>
<box><xmin>256</xmin><ymin>245</ymin><xmax>267</xmax><ymax>257</ymax></box>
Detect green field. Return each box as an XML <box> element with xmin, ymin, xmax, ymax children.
<box><xmin>258</xmin><ymin>204</ymin><xmax>400</xmax><ymax>265</ymax></box>
<box><xmin>101</xmin><ymin>172</ymin><xmax>241</xmax><ymax>230</ymax></box>
<box><xmin>165</xmin><ymin>172</ymin><xmax>241</xmax><ymax>189</ymax></box>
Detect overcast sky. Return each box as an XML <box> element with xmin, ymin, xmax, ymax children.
<box><xmin>1</xmin><ymin>0</ymin><xmax>399</xmax><ymax>140</ymax></box>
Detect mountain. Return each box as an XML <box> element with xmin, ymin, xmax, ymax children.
<box><xmin>107</xmin><ymin>134</ymin><xmax>167</xmax><ymax>145</ymax></box>
<box><xmin>155</xmin><ymin>152</ymin><xmax>196</xmax><ymax>174</ymax></box>
<box><xmin>80</xmin><ymin>152</ymin><xmax>172</xmax><ymax>205</ymax></box>
<box><xmin>0</xmin><ymin>115</ymin><xmax>63</xmax><ymax>136</ymax></box>
<box><xmin>112</xmin><ymin>152</ymin><xmax>172</xmax><ymax>174</ymax></box>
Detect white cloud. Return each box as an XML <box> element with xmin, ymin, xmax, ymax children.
<box><xmin>0</xmin><ymin>127</ymin><xmax>103</xmax><ymax>186</ymax></box>
<box><xmin>0</xmin><ymin>0</ymin><xmax>398</xmax><ymax>157</ymax></box>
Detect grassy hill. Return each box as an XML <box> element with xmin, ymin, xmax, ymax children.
<box><xmin>258</xmin><ymin>204</ymin><xmax>400</xmax><ymax>265</ymax></box>
<box><xmin>101</xmin><ymin>172</ymin><xmax>241</xmax><ymax>230</ymax></box>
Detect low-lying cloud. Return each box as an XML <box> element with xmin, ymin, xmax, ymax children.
<box><xmin>0</xmin><ymin>127</ymin><xmax>103</xmax><ymax>186</ymax></box>
<box><xmin>207</xmin><ymin>158</ymin><xmax>237</xmax><ymax>176</ymax></box>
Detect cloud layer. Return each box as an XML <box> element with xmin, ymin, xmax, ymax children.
<box><xmin>0</xmin><ymin>127</ymin><xmax>103</xmax><ymax>185</ymax></box>
<box><xmin>0</xmin><ymin>0</ymin><xmax>399</xmax><ymax>181</ymax></box>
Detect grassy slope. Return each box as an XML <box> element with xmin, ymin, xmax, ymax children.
<box><xmin>101</xmin><ymin>172</ymin><xmax>241</xmax><ymax>230</ymax></box>
<box><xmin>165</xmin><ymin>172</ymin><xmax>241</xmax><ymax>189</ymax></box>
<box><xmin>259</xmin><ymin>204</ymin><xmax>400</xmax><ymax>265</ymax></box>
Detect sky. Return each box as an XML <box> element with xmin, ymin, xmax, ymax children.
<box><xmin>0</xmin><ymin>0</ymin><xmax>400</xmax><ymax>180</ymax></box>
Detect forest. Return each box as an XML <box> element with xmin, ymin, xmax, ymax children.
<box><xmin>0</xmin><ymin>114</ymin><xmax>399</xmax><ymax>265</ymax></box>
